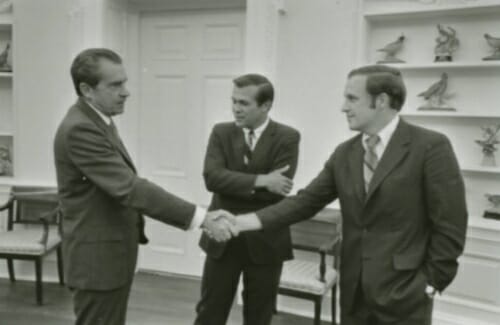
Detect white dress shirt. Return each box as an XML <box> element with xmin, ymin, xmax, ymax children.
<box><xmin>242</xmin><ymin>117</ymin><xmax>270</xmax><ymax>150</ymax></box>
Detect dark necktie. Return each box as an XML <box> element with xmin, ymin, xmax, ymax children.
<box><xmin>244</xmin><ymin>129</ymin><xmax>255</xmax><ymax>164</ymax></box>
<box><xmin>364</xmin><ymin>135</ymin><xmax>380</xmax><ymax>193</ymax></box>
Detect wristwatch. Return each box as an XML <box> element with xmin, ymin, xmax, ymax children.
<box><xmin>425</xmin><ymin>284</ymin><xmax>437</xmax><ymax>298</ymax></box>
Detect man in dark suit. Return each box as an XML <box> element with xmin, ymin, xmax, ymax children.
<box><xmin>54</xmin><ymin>48</ymin><xmax>233</xmax><ymax>325</ymax></box>
<box><xmin>232</xmin><ymin>65</ymin><xmax>468</xmax><ymax>325</ymax></box>
<box><xmin>194</xmin><ymin>74</ymin><xmax>301</xmax><ymax>325</ymax></box>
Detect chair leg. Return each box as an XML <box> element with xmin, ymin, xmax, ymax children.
<box><xmin>314</xmin><ymin>297</ymin><xmax>322</xmax><ymax>325</ymax></box>
<box><xmin>57</xmin><ymin>246</ymin><xmax>64</xmax><ymax>286</ymax></box>
<box><xmin>35</xmin><ymin>258</ymin><xmax>43</xmax><ymax>305</ymax></box>
<box><xmin>331</xmin><ymin>285</ymin><xmax>337</xmax><ymax>325</ymax></box>
<box><xmin>7</xmin><ymin>258</ymin><xmax>15</xmax><ymax>282</ymax></box>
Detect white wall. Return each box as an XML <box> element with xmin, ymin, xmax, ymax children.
<box><xmin>271</xmin><ymin>0</ymin><xmax>359</xmax><ymax>190</ymax></box>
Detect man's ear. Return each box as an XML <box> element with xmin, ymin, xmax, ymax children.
<box><xmin>79</xmin><ymin>83</ymin><xmax>92</xmax><ymax>99</ymax></box>
<box><xmin>376</xmin><ymin>93</ymin><xmax>390</xmax><ymax>109</ymax></box>
<box><xmin>261</xmin><ymin>100</ymin><xmax>272</xmax><ymax>113</ymax></box>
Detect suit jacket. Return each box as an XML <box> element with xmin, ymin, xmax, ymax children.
<box><xmin>199</xmin><ymin>120</ymin><xmax>300</xmax><ymax>264</ymax></box>
<box><xmin>256</xmin><ymin>119</ymin><xmax>467</xmax><ymax>321</ymax></box>
<box><xmin>54</xmin><ymin>98</ymin><xmax>196</xmax><ymax>291</ymax></box>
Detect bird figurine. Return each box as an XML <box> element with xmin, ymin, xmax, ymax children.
<box><xmin>475</xmin><ymin>124</ymin><xmax>500</xmax><ymax>166</ymax></box>
<box><xmin>377</xmin><ymin>34</ymin><xmax>405</xmax><ymax>63</ymax></box>
<box><xmin>417</xmin><ymin>72</ymin><xmax>454</xmax><ymax>110</ymax></box>
<box><xmin>484</xmin><ymin>194</ymin><xmax>500</xmax><ymax>220</ymax></box>
<box><xmin>483</xmin><ymin>33</ymin><xmax>500</xmax><ymax>61</ymax></box>
<box><xmin>0</xmin><ymin>42</ymin><xmax>11</xmax><ymax>71</ymax></box>
<box><xmin>434</xmin><ymin>24</ymin><xmax>459</xmax><ymax>62</ymax></box>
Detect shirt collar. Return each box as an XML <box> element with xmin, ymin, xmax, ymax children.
<box><xmin>362</xmin><ymin>115</ymin><xmax>400</xmax><ymax>148</ymax></box>
<box><xmin>242</xmin><ymin>117</ymin><xmax>270</xmax><ymax>138</ymax></box>
<box><xmin>85</xmin><ymin>100</ymin><xmax>112</xmax><ymax>125</ymax></box>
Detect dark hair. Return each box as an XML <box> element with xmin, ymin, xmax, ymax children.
<box><xmin>70</xmin><ymin>48</ymin><xmax>123</xmax><ymax>96</ymax></box>
<box><xmin>233</xmin><ymin>73</ymin><xmax>274</xmax><ymax>106</ymax></box>
<box><xmin>348</xmin><ymin>65</ymin><xmax>406</xmax><ymax>111</ymax></box>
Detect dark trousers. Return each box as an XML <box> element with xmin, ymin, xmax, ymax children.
<box><xmin>194</xmin><ymin>237</ymin><xmax>282</xmax><ymax>325</ymax></box>
<box><xmin>72</xmin><ymin>282</ymin><xmax>133</xmax><ymax>325</ymax></box>
<box><xmin>342</xmin><ymin>283</ymin><xmax>433</xmax><ymax>325</ymax></box>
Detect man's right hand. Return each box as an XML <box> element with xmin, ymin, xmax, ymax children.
<box><xmin>202</xmin><ymin>210</ymin><xmax>237</xmax><ymax>242</ymax></box>
<box><xmin>255</xmin><ymin>165</ymin><xmax>293</xmax><ymax>195</ymax></box>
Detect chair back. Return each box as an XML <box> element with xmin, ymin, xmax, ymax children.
<box><xmin>289</xmin><ymin>208</ymin><xmax>340</xmax><ymax>251</ymax></box>
<box><xmin>7</xmin><ymin>186</ymin><xmax>59</xmax><ymax>230</ymax></box>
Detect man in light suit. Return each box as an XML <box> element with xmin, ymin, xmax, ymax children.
<box><xmin>53</xmin><ymin>48</ymin><xmax>233</xmax><ymax>325</ymax></box>
<box><xmin>232</xmin><ymin>65</ymin><xmax>468</xmax><ymax>324</ymax></box>
<box><xmin>194</xmin><ymin>74</ymin><xmax>300</xmax><ymax>325</ymax></box>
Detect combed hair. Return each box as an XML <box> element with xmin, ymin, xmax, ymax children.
<box><xmin>348</xmin><ymin>65</ymin><xmax>406</xmax><ymax>111</ymax></box>
<box><xmin>70</xmin><ymin>48</ymin><xmax>122</xmax><ymax>96</ymax></box>
<box><xmin>233</xmin><ymin>73</ymin><xmax>274</xmax><ymax>106</ymax></box>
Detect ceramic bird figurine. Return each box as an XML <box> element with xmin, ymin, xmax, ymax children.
<box><xmin>484</xmin><ymin>194</ymin><xmax>500</xmax><ymax>220</ymax></box>
<box><xmin>485</xmin><ymin>194</ymin><xmax>500</xmax><ymax>207</ymax></box>
<box><xmin>483</xmin><ymin>33</ymin><xmax>500</xmax><ymax>61</ymax></box>
<box><xmin>0</xmin><ymin>42</ymin><xmax>11</xmax><ymax>71</ymax></box>
<box><xmin>434</xmin><ymin>24</ymin><xmax>459</xmax><ymax>62</ymax></box>
<box><xmin>417</xmin><ymin>72</ymin><xmax>454</xmax><ymax>111</ymax></box>
<box><xmin>377</xmin><ymin>34</ymin><xmax>405</xmax><ymax>63</ymax></box>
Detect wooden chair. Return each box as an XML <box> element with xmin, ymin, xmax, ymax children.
<box><xmin>0</xmin><ymin>186</ymin><xmax>63</xmax><ymax>305</ymax></box>
<box><xmin>277</xmin><ymin>209</ymin><xmax>341</xmax><ymax>325</ymax></box>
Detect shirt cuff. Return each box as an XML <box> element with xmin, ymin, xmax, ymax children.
<box><xmin>189</xmin><ymin>206</ymin><xmax>206</xmax><ymax>230</ymax></box>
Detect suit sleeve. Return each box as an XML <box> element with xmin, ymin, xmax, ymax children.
<box><xmin>422</xmin><ymin>135</ymin><xmax>468</xmax><ymax>291</ymax></box>
<box><xmin>252</xmin><ymin>130</ymin><xmax>300</xmax><ymax>202</ymax></box>
<box><xmin>203</xmin><ymin>127</ymin><xmax>257</xmax><ymax>197</ymax></box>
<box><xmin>66</xmin><ymin>123</ymin><xmax>196</xmax><ymax>230</ymax></box>
<box><xmin>256</xmin><ymin>151</ymin><xmax>339</xmax><ymax>230</ymax></box>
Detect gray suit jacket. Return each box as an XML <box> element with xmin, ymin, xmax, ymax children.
<box><xmin>256</xmin><ymin>119</ymin><xmax>468</xmax><ymax>322</ymax></box>
<box><xmin>54</xmin><ymin>99</ymin><xmax>196</xmax><ymax>290</ymax></box>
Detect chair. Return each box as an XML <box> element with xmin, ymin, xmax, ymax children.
<box><xmin>277</xmin><ymin>210</ymin><xmax>341</xmax><ymax>325</ymax></box>
<box><xmin>0</xmin><ymin>186</ymin><xmax>63</xmax><ymax>305</ymax></box>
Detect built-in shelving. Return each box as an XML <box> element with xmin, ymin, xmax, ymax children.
<box><xmin>461</xmin><ymin>165</ymin><xmax>500</xmax><ymax>175</ymax></box>
<box><xmin>385</xmin><ymin>61</ymin><xmax>500</xmax><ymax>71</ymax></box>
<box><xmin>364</xmin><ymin>3</ymin><xmax>500</xmax><ymax>21</ymax></box>
<box><xmin>401</xmin><ymin>111</ymin><xmax>500</xmax><ymax>119</ymax></box>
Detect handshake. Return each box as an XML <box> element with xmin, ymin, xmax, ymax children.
<box><xmin>201</xmin><ymin>210</ymin><xmax>241</xmax><ymax>242</ymax></box>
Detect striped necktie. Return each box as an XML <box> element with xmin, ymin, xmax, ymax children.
<box><xmin>364</xmin><ymin>135</ymin><xmax>380</xmax><ymax>193</ymax></box>
<box><xmin>244</xmin><ymin>129</ymin><xmax>255</xmax><ymax>164</ymax></box>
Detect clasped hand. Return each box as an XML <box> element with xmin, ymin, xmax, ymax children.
<box><xmin>202</xmin><ymin>210</ymin><xmax>239</xmax><ymax>242</ymax></box>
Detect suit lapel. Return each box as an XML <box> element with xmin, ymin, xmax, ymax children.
<box><xmin>347</xmin><ymin>135</ymin><xmax>366</xmax><ymax>204</ymax></box>
<box><xmin>365</xmin><ymin>119</ymin><xmax>410</xmax><ymax>202</ymax></box>
<box><xmin>248</xmin><ymin>120</ymin><xmax>276</xmax><ymax>168</ymax></box>
<box><xmin>231</xmin><ymin>124</ymin><xmax>248</xmax><ymax>166</ymax></box>
<box><xmin>78</xmin><ymin>100</ymin><xmax>137</xmax><ymax>172</ymax></box>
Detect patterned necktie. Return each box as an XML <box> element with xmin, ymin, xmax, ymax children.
<box><xmin>364</xmin><ymin>135</ymin><xmax>380</xmax><ymax>193</ymax></box>
<box><xmin>244</xmin><ymin>129</ymin><xmax>255</xmax><ymax>164</ymax></box>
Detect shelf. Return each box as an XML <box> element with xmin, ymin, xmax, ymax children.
<box><xmin>0</xmin><ymin>71</ymin><xmax>12</xmax><ymax>78</ymax></box>
<box><xmin>468</xmin><ymin>216</ymin><xmax>500</xmax><ymax>231</ymax></box>
<box><xmin>382</xmin><ymin>61</ymin><xmax>500</xmax><ymax>71</ymax></box>
<box><xmin>461</xmin><ymin>165</ymin><xmax>500</xmax><ymax>174</ymax></box>
<box><xmin>364</xmin><ymin>3</ymin><xmax>500</xmax><ymax>21</ymax></box>
<box><xmin>401</xmin><ymin>111</ymin><xmax>500</xmax><ymax>118</ymax></box>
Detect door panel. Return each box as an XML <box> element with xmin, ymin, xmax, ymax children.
<box><xmin>138</xmin><ymin>9</ymin><xmax>244</xmax><ymax>276</ymax></box>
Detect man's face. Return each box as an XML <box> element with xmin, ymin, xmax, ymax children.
<box><xmin>231</xmin><ymin>85</ymin><xmax>269</xmax><ymax>129</ymax></box>
<box><xmin>341</xmin><ymin>75</ymin><xmax>378</xmax><ymax>133</ymax></box>
<box><xmin>84</xmin><ymin>59</ymin><xmax>130</xmax><ymax>116</ymax></box>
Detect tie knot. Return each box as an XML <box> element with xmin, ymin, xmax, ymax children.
<box><xmin>248</xmin><ymin>129</ymin><xmax>255</xmax><ymax>136</ymax></box>
<box><xmin>365</xmin><ymin>135</ymin><xmax>380</xmax><ymax>149</ymax></box>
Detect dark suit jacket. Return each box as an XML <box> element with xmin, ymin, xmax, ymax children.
<box><xmin>256</xmin><ymin>119</ymin><xmax>467</xmax><ymax>321</ymax></box>
<box><xmin>199</xmin><ymin>120</ymin><xmax>300</xmax><ymax>264</ymax></box>
<box><xmin>54</xmin><ymin>99</ymin><xmax>196</xmax><ymax>291</ymax></box>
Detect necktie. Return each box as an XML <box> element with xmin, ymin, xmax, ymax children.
<box><xmin>364</xmin><ymin>135</ymin><xmax>380</xmax><ymax>193</ymax></box>
<box><xmin>244</xmin><ymin>129</ymin><xmax>255</xmax><ymax>164</ymax></box>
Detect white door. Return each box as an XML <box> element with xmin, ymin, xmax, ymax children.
<box><xmin>138</xmin><ymin>9</ymin><xmax>245</xmax><ymax>276</ymax></box>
